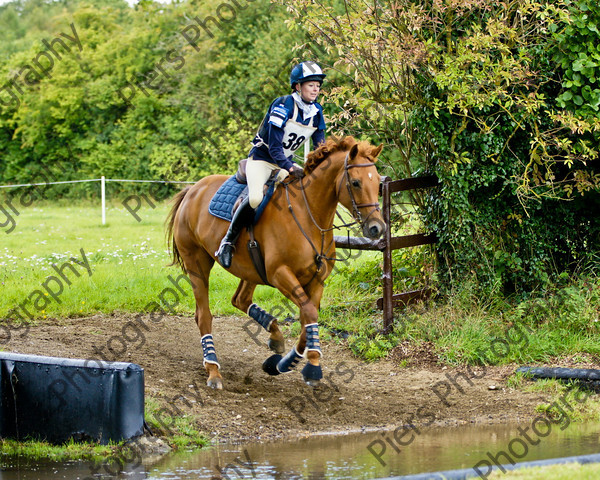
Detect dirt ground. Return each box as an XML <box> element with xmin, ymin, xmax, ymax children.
<box><xmin>4</xmin><ymin>313</ymin><xmax>558</xmax><ymax>443</ymax></box>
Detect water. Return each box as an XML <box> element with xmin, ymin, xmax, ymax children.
<box><xmin>2</xmin><ymin>422</ymin><xmax>600</xmax><ymax>479</ymax></box>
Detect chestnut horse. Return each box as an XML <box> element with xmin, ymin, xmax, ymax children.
<box><xmin>166</xmin><ymin>136</ymin><xmax>385</xmax><ymax>389</ymax></box>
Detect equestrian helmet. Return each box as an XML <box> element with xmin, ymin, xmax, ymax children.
<box><xmin>290</xmin><ymin>61</ymin><xmax>326</xmax><ymax>89</ymax></box>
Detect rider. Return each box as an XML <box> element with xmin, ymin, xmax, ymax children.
<box><xmin>215</xmin><ymin>61</ymin><xmax>327</xmax><ymax>268</ymax></box>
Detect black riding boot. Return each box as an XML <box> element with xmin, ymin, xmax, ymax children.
<box><xmin>215</xmin><ymin>197</ymin><xmax>255</xmax><ymax>268</ymax></box>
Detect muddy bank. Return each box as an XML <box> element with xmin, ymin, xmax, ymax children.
<box><xmin>4</xmin><ymin>314</ymin><xmax>552</xmax><ymax>442</ymax></box>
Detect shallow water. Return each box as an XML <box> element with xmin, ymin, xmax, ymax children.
<box><xmin>2</xmin><ymin>422</ymin><xmax>600</xmax><ymax>479</ymax></box>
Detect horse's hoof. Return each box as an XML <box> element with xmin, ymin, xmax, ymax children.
<box><xmin>304</xmin><ymin>378</ymin><xmax>321</xmax><ymax>387</ymax></box>
<box><xmin>262</xmin><ymin>354</ymin><xmax>283</xmax><ymax>376</ymax></box>
<box><xmin>207</xmin><ymin>377</ymin><xmax>223</xmax><ymax>390</ymax></box>
<box><xmin>268</xmin><ymin>338</ymin><xmax>285</xmax><ymax>354</ymax></box>
<box><xmin>301</xmin><ymin>363</ymin><xmax>323</xmax><ymax>385</ymax></box>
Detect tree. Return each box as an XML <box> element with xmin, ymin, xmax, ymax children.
<box><xmin>284</xmin><ymin>0</ymin><xmax>600</xmax><ymax>292</ymax></box>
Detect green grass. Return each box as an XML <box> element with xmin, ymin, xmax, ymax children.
<box><xmin>0</xmin><ymin>199</ymin><xmax>396</xmax><ymax>328</ymax></box>
<box><xmin>144</xmin><ymin>397</ymin><xmax>208</xmax><ymax>450</ymax></box>
<box><xmin>0</xmin><ymin>396</ymin><xmax>207</xmax><ymax>463</ymax></box>
<box><xmin>0</xmin><ymin>200</ymin><xmax>291</xmax><ymax>320</ymax></box>
<box><xmin>0</xmin><ymin>437</ymin><xmax>115</xmax><ymax>461</ymax></box>
<box><xmin>390</xmin><ymin>276</ymin><xmax>600</xmax><ymax>366</ymax></box>
<box><xmin>531</xmin><ymin>381</ymin><xmax>600</xmax><ymax>423</ymax></box>
<box><xmin>489</xmin><ymin>463</ymin><xmax>600</xmax><ymax>479</ymax></box>
<box><xmin>3</xmin><ymin>201</ymin><xmax>600</xmax><ymax>369</ymax></box>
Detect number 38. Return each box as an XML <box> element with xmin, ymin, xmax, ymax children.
<box><xmin>282</xmin><ymin>133</ymin><xmax>306</xmax><ymax>151</ymax></box>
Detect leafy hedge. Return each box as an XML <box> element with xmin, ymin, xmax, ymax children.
<box><xmin>288</xmin><ymin>0</ymin><xmax>600</xmax><ymax>293</ymax></box>
<box><xmin>419</xmin><ymin>0</ymin><xmax>600</xmax><ymax>292</ymax></box>
<box><xmin>0</xmin><ymin>0</ymin><xmax>329</xmax><ymax>198</ymax></box>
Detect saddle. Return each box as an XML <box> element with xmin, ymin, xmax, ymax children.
<box><xmin>208</xmin><ymin>160</ymin><xmax>278</xmax><ymax>223</ymax></box>
<box><xmin>208</xmin><ymin>160</ymin><xmax>279</xmax><ymax>285</ymax></box>
<box><xmin>235</xmin><ymin>158</ymin><xmax>249</xmax><ymax>184</ymax></box>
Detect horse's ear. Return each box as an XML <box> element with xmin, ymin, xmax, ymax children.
<box><xmin>371</xmin><ymin>144</ymin><xmax>383</xmax><ymax>159</ymax></box>
<box><xmin>349</xmin><ymin>143</ymin><xmax>359</xmax><ymax>160</ymax></box>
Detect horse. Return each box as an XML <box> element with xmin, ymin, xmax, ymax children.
<box><xmin>166</xmin><ymin>136</ymin><xmax>385</xmax><ymax>389</ymax></box>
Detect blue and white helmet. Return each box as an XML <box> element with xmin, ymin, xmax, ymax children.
<box><xmin>290</xmin><ymin>61</ymin><xmax>326</xmax><ymax>89</ymax></box>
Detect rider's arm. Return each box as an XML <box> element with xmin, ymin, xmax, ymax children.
<box><xmin>267</xmin><ymin>124</ymin><xmax>295</xmax><ymax>171</ymax></box>
<box><xmin>266</xmin><ymin>103</ymin><xmax>296</xmax><ymax>171</ymax></box>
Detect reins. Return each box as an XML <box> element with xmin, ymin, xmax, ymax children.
<box><xmin>285</xmin><ymin>180</ymin><xmax>336</xmax><ymax>272</ymax></box>
<box><xmin>284</xmin><ymin>151</ymin><xmax>380</xmax><ymax>274</ymax></box>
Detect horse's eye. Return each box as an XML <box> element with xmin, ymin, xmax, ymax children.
<box><xmin>352</xmin><ymin>179</ymin><xmax>361</xmax><ymax>188</ymax></box>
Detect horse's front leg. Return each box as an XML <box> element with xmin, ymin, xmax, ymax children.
<box><xmin>296</xmin><ymin>281</ymin><xmax>325</xmax><ymax>386</ymax></box>
<box><xmin>264</xmin><ymin>268</ymin><xmax>325</xmax><ymax>386</ymax></box>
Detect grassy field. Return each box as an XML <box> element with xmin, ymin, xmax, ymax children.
<box><xmin>3</xmin><ymin>198</ymin><xmax>600</xmax><ymax>368</ymax></box>
<box><xmin>0</xmin><ymin>198</ymin><xmax>385</xmax><ymax>323</ymax></box>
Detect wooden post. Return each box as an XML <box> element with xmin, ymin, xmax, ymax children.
<box><xmin>334</xmin><ymin>174</ymin><xmax>439</xmax><ymax>333</ymax></box>
<box><xmin>101</xmin><ymin>175</ymin><xmax>106</xmax><ymax>225</ymax></box>
<box><xmin>381</xmin><ymin>177</ymin><xmax>394</xmax><ymax>332</ymax></box>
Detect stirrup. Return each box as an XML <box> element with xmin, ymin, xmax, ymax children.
<box><xmin>215</xmin><ymin>240</ymin><xmax>234</xmax><ymax>257</ymax></box>
<box><xmin>216</xmin><ymin>240</ymin><xmax>236</xmax><ymax>268</ymax></box>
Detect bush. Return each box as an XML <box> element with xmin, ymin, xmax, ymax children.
<box><xmin>288</xmin><ymin>0</ymin><xmax>600</xmax><ymax>293</ymax></box>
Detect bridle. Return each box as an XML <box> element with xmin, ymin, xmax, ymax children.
<box><xmin>340</xmin><ymin>152</ymin><xmax>381</xmax><ymax>224</ymax></box>
<box><xmin>284</xmin><ymin>151</ymin><xmax>381</xmax><ymax>273</ymax></box>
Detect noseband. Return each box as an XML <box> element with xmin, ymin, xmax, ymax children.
<box><xmin>342</xmin><ymin>152</ymin><xmax>381</xmax><ymax>225</ymax></box>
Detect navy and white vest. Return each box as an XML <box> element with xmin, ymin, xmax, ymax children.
<box><xmin>249</xmin><ymin>94</ymin><xmax>326</xmax><ymax>169</ymax></box>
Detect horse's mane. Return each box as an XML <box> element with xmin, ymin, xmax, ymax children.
<box><xmin>304</xmin><ymin>136</ymin><xmax>372</xmax><ymax>174</ymax></box>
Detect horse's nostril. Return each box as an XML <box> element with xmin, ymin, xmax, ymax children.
<box><xmin>369</xmin><ymin>226</ymin><xmax>380</xmax><ymax>237</ymax></box>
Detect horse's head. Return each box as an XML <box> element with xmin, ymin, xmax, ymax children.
<box><xmin>337</xmin><ymin>142</ymin><xmax>386</xmax><ymax>239</ymax></box>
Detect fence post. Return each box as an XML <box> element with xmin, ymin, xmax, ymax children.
<box><xmin>381</xmin><ymin>177</ymin><xmax>394</xmax><ymax>332</ymax></box>
<box><xmin>101</xmin><ymin>176</ymin><xmax>106</xmax><ymax>225</ymax></box>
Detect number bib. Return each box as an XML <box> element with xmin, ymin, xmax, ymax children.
<box><xmin>281</xmin><ymin>103</ymin><xmax>317</xmax><ymax>159</ymax></box>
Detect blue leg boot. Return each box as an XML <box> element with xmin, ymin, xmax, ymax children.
<box><xmin>301</xmin><ymin>323</ymin><xmax>323</xmax><ymax>386</ymax></box>
<box><xmin>249</xmin><ymin>303</ymin><xmax>284</xmax><ymax>353</ymax></box>
<box><xmin>201</xmin><ymin>334</ymin><xmax>220</xmax><ymax>369</ymax></box>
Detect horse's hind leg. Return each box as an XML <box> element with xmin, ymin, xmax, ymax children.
<box><xmin>182</xmin><ymin>248</ymin><xmax>223</xmax><ymax>389</ymax></box>
<box><xmin>231</xmin><ymin>280</ymin><xmax>285</xmax><ymax>354</ymax></box>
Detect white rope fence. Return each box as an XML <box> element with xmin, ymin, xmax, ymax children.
<box><xmin>0</xmin><ymin>179</ymin><xmax>101</xmax><ymax>188</ymax></box>
<box><xmin>0</xmin><ymin>176</ymin><xmax>196</xmax><ymax>225</ymax></box>
<box><xmin>2</xmin><ymin>144</ymin><xmax>310</xmax><ymax>224</ymax></box>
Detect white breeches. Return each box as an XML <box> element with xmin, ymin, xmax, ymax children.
<box><xmin>246</xmin><ymin>159</ymin><xmax>287</xmax><ymax>208</ymax></box>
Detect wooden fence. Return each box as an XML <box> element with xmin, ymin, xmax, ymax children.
<box><xmin>334</xmin><ymin>175</ymin><xmax>439</xmax><ymax>332</ymax></box>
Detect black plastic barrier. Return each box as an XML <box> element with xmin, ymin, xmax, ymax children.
<box><xmin>376</xmin><ymin>453</ymin><xmax>600</xmax><ymax>479</ymax></box>
<box><xmin>0</xmin><ymin>352</ymin><xmax>144</xmax><ymax>444</ymax></box>
<box><xmin>517</xmin><ymin>366</ymin><xmax>600</xmax><ymax>382</ymax></box>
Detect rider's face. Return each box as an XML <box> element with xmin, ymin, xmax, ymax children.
<box><xmin>298</xmin><ymin>81</ymin><xmax>321</xmax><ymax>103</ymax></box>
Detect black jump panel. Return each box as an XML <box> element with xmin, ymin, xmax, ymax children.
<box><xmin>0</xmin><ymin>352</ymin><xmax>144</xmax><ymax>444</ymax></box>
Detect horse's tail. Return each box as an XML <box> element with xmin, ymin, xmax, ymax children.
<box><xmin>165</xmin><ymin>186</ymin><xmax>190</xmax><ymax>270</ymax></box>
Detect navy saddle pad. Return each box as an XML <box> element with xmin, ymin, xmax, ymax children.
<box><xmin>208</xmin><ymin>175</ymin><xmax>276</xmax><ymax>223</ymax></box>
